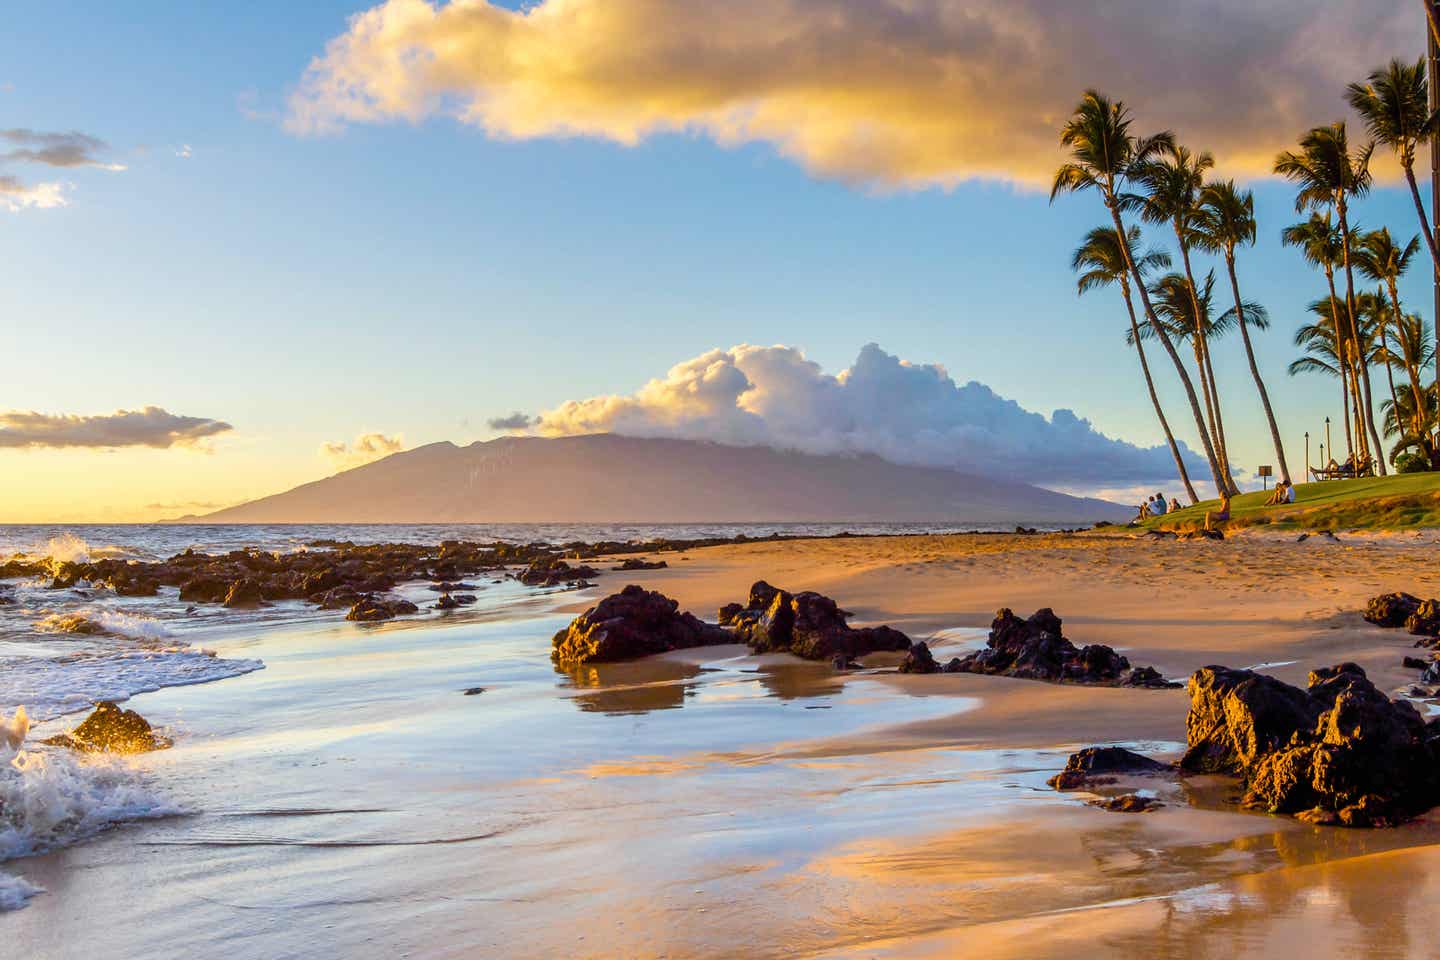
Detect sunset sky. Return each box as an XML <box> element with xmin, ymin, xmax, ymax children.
<box><xmin>0</xmin><ymin>0</ymin><xmax>1429</xmax><ymax>521</ymax></box>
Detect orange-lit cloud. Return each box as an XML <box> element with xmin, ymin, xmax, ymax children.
<box><xmin>0</xmin><ymin>407</ymin><xmax>232</xmax><ymax>449</ymax></box>
<box><xmin>320</xmin><ymin>432</ymin><xmax>405</xmax><ymax>470</ymax></box>
<box><xmin>289</xmin><ymin>0</ymin><xmax>1415</xmax><ymax>188</ymax></box>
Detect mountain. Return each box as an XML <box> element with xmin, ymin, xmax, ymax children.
<box><xmin>190</xmin><ymin>434</ymin><xmax>1131</xmax><ymax>524</ymax></box>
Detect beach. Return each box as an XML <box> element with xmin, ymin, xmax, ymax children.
<box><xmin>5</xmin><ymin>528</ymin><xmax>1440</xmax><ymax>958</ymax></box>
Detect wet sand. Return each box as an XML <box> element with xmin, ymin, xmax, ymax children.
<box><xmin>9</xmin><ymin>531</ymin><xmax>1440</xmax><ymax>958</ymax></box>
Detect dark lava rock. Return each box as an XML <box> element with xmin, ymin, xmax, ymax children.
<box><xmin>898</xmin><ymin>641</ymin><xmax>939</xmax><ymax>674</ymax></box>
<box><xmin>1364</xmin><ymin>592</ymin><xmax>1422</xmax><ymax>627</ymax></box>
<box><xmin>311</xmin><ymin>586</ymin><xmax>362</xmax><ymax>609</ymax></box>
<box><xmin>223</xmin><ymin>578</ymin><xmax>264</xmax><ymax>608</ymax></box>
<box><xmin>723</xmin><ymin>581</ymin><xmax>911</xmax><ymax>661</ymax></box>
<box><xmin>520</xmin><ymin>559</ymin><xmax>600</xmax><ymax>587</ymax></box>
<box><xmin>44</xmin><ymin>701</ymin><xmax>169</xmax><ymax>753</ymax></box>
<box><xmin>428</xmin><ymin>582</ymin><xmax>477</xmax><ymax>592</ymax></box>
<box><xmin>949</xmin><ymin>608</ymin><xmax>1178</xmax><ymax>688</ymax></box>
<box><xmin>1048</xmin><ymin>746</ymin><xmax>1172</xmax><ymax>790</ymax></box>
<box><xmin>1423</xmin><ymin>661</ymin><xmax>1440</xmax><ymax>685</ymax></box>
<box><xmin>1403</xmin><ymin>655</ymin><xmax>1430</xmax><ymax>670</ymax></box>
<box><xmin>831</xmin><ymin>654</ymin><xmax>862</xmax><ymax>671</ymax></box>
<box><xmin>435</xmin><ymin>594</ymin><xmax>461</xmax><ymax>610</ymax></box>
<box><xmin>613</xmin><ymin>558</ymin><xmax>668</xmax><ymax>571</ymax></box>
<box><xmin>179</xmin><ymin>576</ymin><xmax>229</xmax><ymax>603</ymax></box>
<box><xmin>1406</xmin><ymin>598</ymin><xmax>1440</xmax><ymax>637</ymax></box>
<box><xmin>346</xmin><ymin>595</ymin><xmax>420</xmax><ymax>622</ymax></box>
<box><xmin>462</xmin><ymin>687</ymin><xmax>486</xmax><ymax>696</ymax></box>
<box><xmin>1091</xmin><ymin>794</ymin><xmax>1162</xmax><ymax>813</ymax></box>
<box><xmin>551</xmin><ymin>585</ymin><xmax>732</xmax><ymax>667</ymax></box>
<box><xmin>1182</xmin><ymin>662</ymin><xmax>1440</xmax><ymax>826</ymax></box>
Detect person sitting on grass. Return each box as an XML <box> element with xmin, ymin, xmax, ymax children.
<box><xmin>1168</xmin><ymin>497</ymin><xmax>1182</xmax><ymax>513</ymax></box>
<box><xmin>1149</xmin><ymin>493</ymin><xmax>1168</xmax><ymax>516</ymax></box>
<box><xmin>1205</xmin><ymin>494</ymin><xmax>1231</xmax><ymax>533</ymax></box>
<box><xmin>1136</xmin><ymin>501</ymin><xmax>1152</xmax><ymax>521</ymax></box>
<box><xmin>1264</xmin><ymin>480</ymin><xmax>1292</xmax><ymax>506</ymax></box>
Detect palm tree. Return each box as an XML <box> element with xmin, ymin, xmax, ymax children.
<box><xmin>1133</xmin><ymin>143</ymin><xmax>1239</xmax><ymax>493</ymax></box>
<box><xmin>1281</xmin><ymin>214</ymin><xmax>1357</xmax><ymax>461</ymax></box>
<box><xmin>1197</xmin><ymin>180</ymin><xmax>1291</xmax><ymax>484</ymax></box>
<box><xmin>1274</xmin><ymin>124</ymin><xmax>1387</xmax><ymax>474</ymax></box>
<box><xmin>1356</xmin><ymin>227</ymin><xmax>1424</xmax><ymax>455</ymax></box>
<box><xmin>1051</xmin><ymin>91</ymin><xmax>1229</xmax><ymax>494</ymax></box>
<box><xmin>1377</xmin><ymin>311</ymin><xmax>1438</xmax><ymax>464</ymax></box>
<box><xmin>1347</xmin><ymin>60</ymin><xmax>1440</xmax><ymax>280</ymax></box>
<box><xmin>1145</xmin><ymin>272</ymin><xmax>1240</xmax><ymax>425</ymax></box>
<box><xmin>1072</xmin><ymin>226</ymin><xmax>1200</xmax><ymax>503</ymax></box>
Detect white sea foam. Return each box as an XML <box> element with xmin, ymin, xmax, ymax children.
<box><xmin>1</xmin><ymin>650</ymin><xmax>264</xmax><ymax>722</ymax></box>
<box><xmin>35</xmin><ymin>608</ymin><xmax>173</xmax><ymax>643</ymax></box>
<box><xmin>0</xmin><ymin>744</ymin><xmax>180</xmax><ymax>911</ymax></box>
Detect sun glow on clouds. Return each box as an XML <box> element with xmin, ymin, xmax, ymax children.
<box><xmin>535</xmin><ymin>343</ymin><xmax>1204</xmax><ymax>487</ymax></box>
<box><xmin>320</xmin><ymin>432</ymin><xmax>405</xmax><ymax>470</ymax></box>
<box><xmin>290</xmin><ymin>0</ymin><xmax>1414</xmax><ymax>188</ymax></box>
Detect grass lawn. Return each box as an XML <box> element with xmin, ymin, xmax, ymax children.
<box><xmin>1142</xmin><ymin>472</ymin><xmax>1440</xmax><ymax>532</ymax></box>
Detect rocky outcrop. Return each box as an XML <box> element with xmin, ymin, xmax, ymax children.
<box><xmin>1363</xmin><ymin>592</ymin><xmax>1421</xmax><ymax>627</ymax></box>
<box><xmin>44</xmin><ymin>701</ymin><xmax>169</xmax><ymax>753</ymax></box>
<box><xmin>552</xmin><ymin>585</ymin><xmax>732</xmax><ymax>667</ymax></box>
<box><xmin>613</xmin><ymin>559</ymin><xmax>668</xmax><ymax>571</ymax></box>
<box><xmin>1182</xmin><ymin>663</ymin><xmax>1440</xmax><ymax>827</ymax></box>
<box><xmin>948</xmin><ymin>609</ymin><xmax>1178</xmax><ymax>688</ymax></box>
<box><xmin>721</xmin><ymin>581</ymin><xmax>911</xmax><ymax>661</ymax></box>
<box><xmin>1406</xmin><ymin>599</ymin><xmax>1440</xmax><ymax>637</ymax></box>
<box><xmin>519</xmin><ymin>558</ymin><xmax>600</xmax><ymax>587</ymax></box>
<box><xmin>898</xmin><ymin>641</ymin><xmax>939</xmax><ymax>674</ymax></box>
<box><xmin>346</xmin><ymin>595</ymin><xmax>420</xmax><ymax>622</ymax></box>
<box><xmin>1091</xmin><ymin>794</ymin><xmax>1162</xmax><ymax>812</ymax></box>
<box><xmin>1048</xmin><ymin>746</ymin><xmax>1172</xmax><ymax>790</ymax></box>
<box><xmin>223</xmin><ymin>578</ymin><xmax>264</xmax><ymax>608</ymax></box>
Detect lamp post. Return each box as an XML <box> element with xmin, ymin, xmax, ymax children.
<box><xmin>1305</xmin><ymin>431</ymin><xmax>1310</xmax><ymax>481</ymax></box>
<box><xmin>1325</xmin><ymin>417</ymin><xmax>1332</xmax><ymax>465</ymax></box>
<box><xmin>1320</xmin><ymin>442</ymin><xmax>1326</xmax><ymax>472</ymax></box>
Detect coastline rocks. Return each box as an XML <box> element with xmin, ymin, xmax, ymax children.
<box><xmin>1364</xmin><ymin>592</ymin><xmax>1422</xmax><ymax>628</ymax></box>
<box><xmin>948</xmin><ymin>608</ymin><xmax>1179</xmax><ymax>688</ymax></box>
<box><xmin>1181</xmin><ymin>663</ymin><xmax>1440</xmax><ymax>826</ymax></box>
<box><xmin>346</xmin><ymin>595</ymin><xmax>420</xmax><ymax>622</ymax></box>
<box><xmin>179</xmin><ymin>576</ymin><xmax>229</xmax><ymax>603</ymax></box>
<box><xmin>722</xmin><ymin>581</ymin><xmax>911</xmax><ymax>661</ymax></box>
<box><xmin>898</xmin><ymin>641</ymin><xmax>939</xmax><ymax>674</ymax></box>
<box><xmin>222</xmin><ymin>578</ymin><xmax>264</xmax><ymax>608</ymax></box>
<box><xmin>519</xmin><ymin>558</ymin><xmax>600</xmax><ymax>587</ymax></box>
<box><xmin>1406</xmin><ymin>599</ymin><xmax>1440</xmax><ymax>637</ymax></box>
<box><xmin>1048</xmin><ymin>746</ymin><xmax>1172</xmax><ymax>790</ymax></box>
<box><xmin>551</xmin><ymin>584</ymin><xmax>731</xmax><ymax>667</ymax></box>
<box><xmin>44</xmin><ymin>701</ymin><xmax>169</xmax><ymax>753</ymax></box>
<box><xmin>1092</xmin><ymin>794</ymin><xmax>1162</xmax><ymax>813</ymax></box>
<box><xmin>613</xmin><ymin>558</ymin><xmax>668</xmax><ymax>571</ymax></box>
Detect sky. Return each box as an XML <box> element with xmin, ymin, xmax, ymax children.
<box><xmin>0</xmin><ymin>0</ymin><xmax>1432</xmax><ymax>521</ymax></box>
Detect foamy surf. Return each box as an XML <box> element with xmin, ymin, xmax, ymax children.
<box><xmin>0</xmin><ymin>742</ymin><xmax>181</xmax><ymax>911</ymax></box>
<box><xmin>35</xmin><ymin>608</ymin><xmax>174</xmax><ymax>642</ymax></box>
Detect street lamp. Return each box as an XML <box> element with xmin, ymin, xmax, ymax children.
<box><xmin>1325</xmin><ymin>417</ymin><xmax>1332</xmax><ymax>465</ymax></box>
<box><xmin>1305</xmin><ymin>431</ymin><xmax>1310</xmax><ymax>480</ymax></box>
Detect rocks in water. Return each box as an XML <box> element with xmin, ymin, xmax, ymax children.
<box><xmin>428</xmin><ymin>581</ymin><xmax>477</xmax><ymax>592</ymax></box>
<box><xmin>519</xmin><ymin>558</ymin><xmax>600</xmax><ymax>587</ymax></box>
<box><xmin>1181</xmin><ymin>663</ymin><xmax>1440</xmax><ymax>827</ymax></box>
<box><xmin>44</xmin><ymin>701</ymin><xmax>169</xmax><ymax>753</ymax></box>
<box><xmin>1423</xmin><ymin>661</ymin><xmax>1440</xmax><ymax>685</ymax></box>
<box><xmin>462</xmin><ymin>687</ymin><xmax>486</xmax><ymax>696</ymax></box>
<box><xmin>1048</xmin><ymin>746</ymin><xmax>1172</xmax><ymax>790</ymax></box>
<box><xmin>1406</xmin><ymin>598</ymin><xmax>1440</xmax><ymax>637</ymax></box>
<box><xmin>311</xmin><ymin>586</ymin><xmax>361</xmax><ymax>609</ymax></box>
<box><xmin>434</xmin><ymin>593</ymin><xmax>478</xmax><ymax>610</ymax></box>
<box><xmin>222</xmin><ymin>578</ymin><xmax>264</xmax><ymax>608</ymax></box>
<box><xmin>179</xmin><ymin>576</ymin><xmax>229</xmax><ymax>603</ymax></box>
<box><xmin>1403</xmin><ymin>655</ymin><xmax>1430</xmax><ymax>670</ymax></box>
<box><xmin>721</xmin><ymin>581</ymin><xmax>911</xmax><ymax>661</ymax></box>
<box><xmin>1364</xmin><ymin>592</ymin><xmax>1422</xmax><ymax>627</ymax></box>
<box><xmin>346</xmin><ymin>595</ymin><xmax>420</xmax><ymax>622</ymax></box>
<box><xmin>948</xmin><ymin>608</ymin><xmax>1179</xmax><ymax>688</ymax></box>
<box><xmin>898</xmin><ymin>641</ymin><xmax>939</xmax><ymax>674</ymax></box>
<box><xmin>613</xmin><ymin>558</ymin><xmax>668</xmax><ymax>571</ymax></box>
<box><xmin>551</xmin><ymin>584</ymin><xmax>732</xmax><ymax>667</ymax></box>
<box><xmin>1091</xmin><ymin>794</ymin><xmax>1162</xmax><ymax>813</ymax></box>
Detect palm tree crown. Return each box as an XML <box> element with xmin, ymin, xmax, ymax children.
<box><xmin>1345</xmin><ymin>58</ymin><xmax>1435</xmax><ymax>170</ymax></box>
<box><xmin>1273</xmin><ymin>122</ymin><xmax>1374</xmax><ymax>212</ymax></box>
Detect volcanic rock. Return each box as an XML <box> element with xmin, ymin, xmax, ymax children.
<box><xmin>44</xmin><ymin>701</ymin><xmax>169</xmax><ymax>753</ymax></box>
<box><xmin>1364</xmin><ymin>592</ymin><xmax>1422</xmax><ymax>627</ymax></box>
<box><xmin>722</xmin><ymin>581</ymin><xmax>911</xmax><ymax>661</ymax></box>
<box><xmin>1048</xmin><ymin>746</ymin><xmax>1172</xmax><ymax>790</ymax></box>
<box><xmin>948</xmin><ymin>608</ymin><xmax>1178</xmax><ymax>687</ymax></box>
<box><xmin>551</xmin><ymin>584</ymin><xmax>732</xmax><ymax>667</ymax></box>
<box><xmin>346</xmin><ymin>595</ymin><xmax>420</xmax><ymax>622</ymax></box>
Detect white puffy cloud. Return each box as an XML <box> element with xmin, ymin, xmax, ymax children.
<box><xmin>0</xmin><ymin>175</ymin><xmax>67</xmax><ymax>211</ymax></box>
<box><xmin>320</xmin><ymin>432</ymin><xmax>405</xmax><ymax>470</ymax></box>
<box><xmin>536</xmin><ymin>343</ymin><xmax>1203</xmax><ymax>487</ymax></box>
<box><xmin>0</xmin><ymin>407</ymin><xmax>232</xmax><ymax>449</ymax></box>
<box><xmin>289</xmin><ymin>0</ymin><xmax>1414</xmax><ymax>188</ymax></box>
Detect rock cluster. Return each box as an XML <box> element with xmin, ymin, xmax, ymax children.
<box><xmin>947</xmin><ymin>608</ymin><xmax>1179</xmax><ymax>688</ymax></box>
<box><xmin>519</xmin><ymin>558</ymin><xmax>600</xmax><ymax>587</ymax></box>
<box><xmin>1181</xmin><ymin>664</ymin><xmax>1440</xmax><ymax>826</ymax></box>
<box><xmin>346</xmin><ymin>596</ymin><xmax>421</xmax><ymax>622</ymax></box>
<box><xmin>613</xmin><ymin>558</ymin><xmax>668</xmax><ymax>571</ymax></box>
<box><xmin>1363</xmin><ymin>591</ymin><xmax>1440</xmax><ymax>639</ymax></box>
<box><xmin>1047</xmin><ymin>746</ymin><xmax>1172</xmax><ymax>790</ymax></box>
<box><xmin>44</xmin><ymin>701</ymin><xmax>169</xmax><ymax>753</ymax></box>
<box><xmin>551</xmin><ymin>585</ymin><xmax>732</xmax><ymax>667</ymax></box>
<box><xmin>720</xmin><ymin>581</ymin><xmax>911</xmax><ymax>661</ymax></box>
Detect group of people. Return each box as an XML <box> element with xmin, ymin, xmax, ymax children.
<box><xmin>1136</xmin><ymin>493</ymin><xmax>1182</xmax><ymax>520</ymax></box>
<box><xmin>1264</xmin><ymin>480</ymin><xmax>1297</xmax><ymax>506</ymax></box>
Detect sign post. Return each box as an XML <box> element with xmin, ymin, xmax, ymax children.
<box><xmin>1258</xmin><ymin>465</ymin><xmax>1273</xmax><ymax>491</ymax></box>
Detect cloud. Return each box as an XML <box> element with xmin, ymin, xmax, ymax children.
<box><xmin>321</xmin><ymin>432</ymin><xmax>405</xmax><ymax>470</ymax></box>
<box><xmin>487</xmin><ymin>412</ymin><xmax>534</xmax><ymax>431</ymax></box>
<box><xmin>0</xmin><ymin>175</ymin><xmax>67</xmax><ymax>211</ymax></box>
<box><xmin>288</xmin><ymin>0</ymin><xmax>1414</xmax><ymax>188</ymax></box>
<box><xmin>0</xmin><ymin>129</ymin><xmax>125</xmax><ymax>170</ymax></box>
<box><xmin>0</xmin><ymin>407</ymin><xmax>233</xmax><ymax>449</ymax></box>
<box><xmin>176</xmin><ymin>144</ymin><xmax>193</xmax><ymax>159</ymax></box>
<box><xmin>534</xmin><ymin>343</ymin><xmax>1205</xmax><ymax>487</ymax></box>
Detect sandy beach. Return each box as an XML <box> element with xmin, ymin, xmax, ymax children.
<box><xmin>7</xmin><ymin>529</ymin><xmax>1440</xmax><ymax>958</ymax></box>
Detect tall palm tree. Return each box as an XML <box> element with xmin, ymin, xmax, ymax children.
<box><xmin>1133</xmin><ymin>144</ymin><xmax>1240</xmax><ymax>493</ymax></box>
<box><xmin>1347</xmin><ymin>60</ymin><xmax>1440</xmax><ymax>279</ymax></box>
<box><xmin>1290</xmin><ymin>301</ymin><xmax>1374</xmax><ymax>469</ymax></box>
<box><xmin>1051</xmin><ymin>91</ymin><xmax>1229</xmax><ymax>494</ymax></box>
<box><xmin>1377</xmin><ymin>310</ymin><xmax>1438</xmax><ymax>464</ymax></box>
<box><xmin>1072</xmin><ymin>226</ymin><xmax>1200</xmax><ymax>503</ymax></box>
<box><xmin>1145</xmin><ymin>273</ymin><xmax>1240</xmax><ymax>423</ymax></box>
<box><xmin>1281</xmin><ymin>214</ymin><xmax>1357</xmax><ymax>461</ymax></box>
<box><xmin>1274</xmin><ymin>124</ymin><xmax>1387</xmax><ymax>473</ymax></box>
<box><xmin>1356</xmin><ymin>227</ymin><xmax>1424</xmax><ymax>454</ymax></box>
<box><xmin>1197</xmin><ymin>180</ymin><xmax>1291</xmax><ymax>484</ymax></box>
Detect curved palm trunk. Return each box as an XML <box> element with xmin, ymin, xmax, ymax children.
<box><xmin>1400</xmin><ymin>160</ymin><xmax>1440</xmax><ymax>434</ymax></box>
<box><xmin>1383</xmin><ymin>276</ymin><xmax>1428</xmax><ymax>442</ymax></box>
<box><xmin>1122</xmin><ymin>285</ymin><xmax>1199</xmax><ymax>503</ymax></box>
<box><xmin>1224</xmin><ymin>252</ymin><xmax>1290</xmax><ymax>483</ymax></box>
<box><xmin>1337</xmin><ymin>199</ymin><xmax>1388</xmax><ymax>474</ymax></box>
<box><xmin>1107</xmin><ymin>202</ymin><xmax>1228</xmax><ymax>495</ymax></box>
<box><xmin>1176</xmin><ymin>233</ymin><xmax>1239</xmax><ymax>493</ymax></box>
<box><xmin>1324</xmin><ymin>268</ymin><xmax>1357</xmax><ymax>461</ymax></box>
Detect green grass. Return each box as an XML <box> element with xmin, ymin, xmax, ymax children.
<box><xmin>1141</xmin><ymin>471</ymin><xmax>1440</xmax><ymax>532</ymax></box>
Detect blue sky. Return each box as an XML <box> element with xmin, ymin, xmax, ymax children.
<box><xmin>0</xmin><ymin>1</ymin><xmax>1430</xmax><ymax>519</ymax></box>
